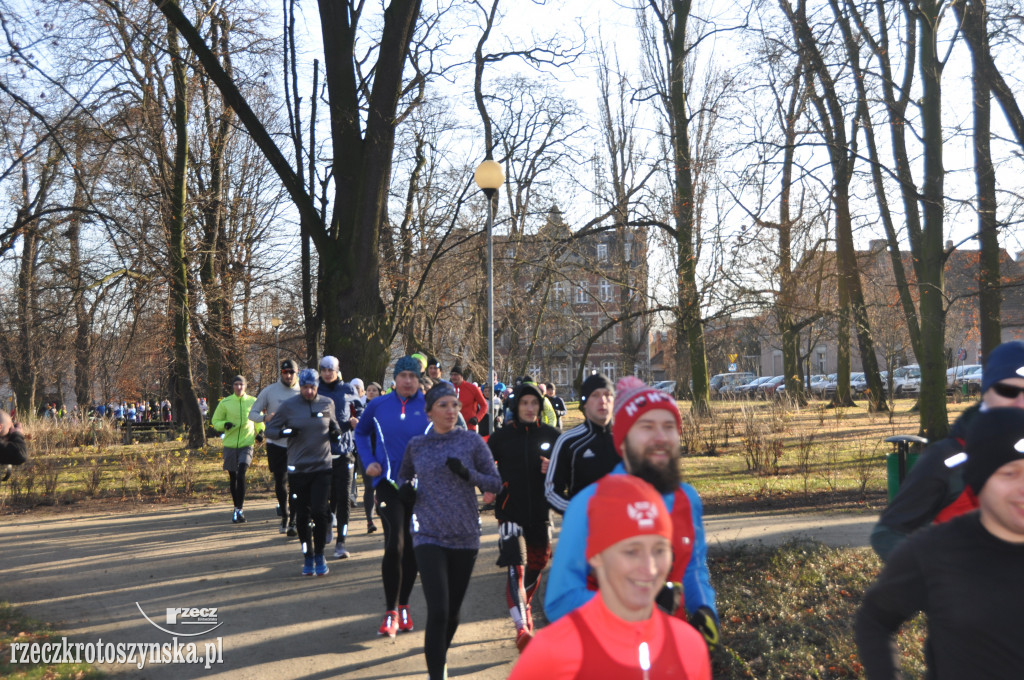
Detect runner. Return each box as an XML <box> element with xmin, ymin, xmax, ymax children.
<box><xmin>316</xmin><ymin>356</ymin><xmax>361</xmax><ymax>559</ymax></box>
<box><xmin>354</xmin><ymin>356</ymin><xmax>430</xmax><ymax>636</ymax></box>
<box><xmin>856</xmin><ymin>407</ymin><xmax>1024</xmax><ymax>678</ymax></box>
<box><xmin>870</xmin><ymin>340</ymin><xmax>1024</xmax><ymax>560</ymax></box>
<box><xmin>544</xmin><ymin>377</ymin><xmax>719</xmax><ymax>652</ymax></box>
<box><xmin>211</xmin><ymin>376</ymin><xmax>263</xmax><ymax>523</ymax></box>
<box><xmin>544</xmin><ymin>373</ymin><xmax>617</xmax><ymax>513</ymax></box>
<box><xmin>265</xmin><ymin>369</ymin><xmax>340</xmax><ymax>577</ymax></box>
<box><xmin>398</xmin><ymin>383</ymin><xmax>502</xmax><ymax>679</ymax></box>
<box><xmin>449</xmin><ymin>364</ymin><xmax>488</xmax><ymax>433</ymax></box>
<box><xmin>250</xmin><ymin>359</ymin><xmax>301</xmax><ymax>535</ymax></box>
<box><xmin>509</xmin><ymin>474</ymin><xmax>712</xmax><ymax>679</ymax></box>
<box><xmin>487</xmin><ymin>382</ymin><xmax>561</xmax><ymax>651</ymax></box>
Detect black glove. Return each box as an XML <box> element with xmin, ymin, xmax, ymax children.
<box><xmin>445</xmin><ymin>457</ymin><xmax>470</xmax><ymax>481</ymax></box>
<box><xmin>398</xmin><ymin>482</ymin><xmax>417</xmax><ymax>507</ymax></box>
<box><xmin>328</xmin><ymin>421</ymin><xmax>340</xmax><ymax>439</ymax></box>
<box><xmin>255</xmin><ymin>432</ymin><xmax>265</xmax><ymax>444</ymax></box>
<box><xmin>655</xmin><ymin>581</ymin><xmax>682</xmax><ymax>616</ymax></box>
<box><xmin>224</xmin><ymin>422</ymin><xmax>234</xmax><ymax>431</ymax></box>
<box><xmin>468</xmin><ymin>417</ymin><xmax>479</xmax><ymax>426</ymax></box>
<box><xmin>688</xmin><ymin>606</ymin><xmax>720</xmax><ymax>652</ymax></box>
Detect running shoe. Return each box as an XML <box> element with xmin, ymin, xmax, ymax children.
<box><xmin>286</xmin><ymin>522</ymin><xmax>297</xmax><ymax>537</ymax></box>
<box><xmin>236</xmin><ymin>509</ymin><xmax>246</xmax><ymax>523</ymax></box>
<box><xmin>398</xmin><ymin>605</ymin><xmax>414</xmax><ymax>632</ymax></box>
<box><xmin>367</xmin><ymin>520</ymin><xmax>377</xmax><ymax>534</ymax></box>
<box><xmin>314</xmin><ymin>554</ymin><xmax>329</xmax><ymax>576</ymax></box>
<box><xmin>279</xmin><ymin>523</ymin><xmax>287</xmax><ymax>534</ymax></box>
<box><xmin>302</xmin><ymin>556</ymin><xmax>315</xmax><ymax>576</ymax></box>
<box><xmin>333</xmin><ymin>543</ymin><xmax>349</xmax><ymax>559</ymax></box>
<box><xmin>378</xmin><ymin>610</ymin><xmax>399</xmax><ymax>638</ymax></box>
<box><xmin>515</xmin><ymin>628</ymin><xmax>533</xmax><ymax>653</ymax></box>
<box><xmin>232</xmin><ymin>509</ymin><xmax>240</xmax><ymax>523</ymax></box>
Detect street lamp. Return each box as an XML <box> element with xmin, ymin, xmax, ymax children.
<box><xmin>475</xmin><ymin>158</ymin><xmax>505</xmax><ymax>435</ymax></box>
<box><xmin>271</xmin><ymin>317</ymin><xmax>283</xmax><ymax>368</ymax></box>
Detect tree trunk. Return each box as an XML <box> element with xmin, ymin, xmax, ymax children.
<box><xmin>916</xmin><ymin>0</ymin><xmax>949</xmax><ymax>440</ymax></box>
<box><xmin>664</xmin><ymin>0</ymin><xmax>710</xmax><ymax>415</ymax></box>
<box><xmin>959</xmin><ymin>0</ymin><xmax>1001</xmax><ymax>359</ymax></box>
<box><xmin>167</xmin><ymin>18</ymin><xmax>206</xmax><ymax>449</ymax></box>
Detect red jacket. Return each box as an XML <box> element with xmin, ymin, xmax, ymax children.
<box><xmin>453</xmin><ymin>381</ymin><xmax>488</xmax><ymax>432</ymax></box>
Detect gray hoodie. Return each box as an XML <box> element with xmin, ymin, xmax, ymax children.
<box><xmin>264</xmin><ymin>394</ymin><xmax>339</xmax><ymax>473</ymax></box>
<box><xmin>249</xmin><ymin>379</ymin><xmax>300</xmax><ymax>447</ymax></box>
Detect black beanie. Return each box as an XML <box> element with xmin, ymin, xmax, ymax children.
<box><xmin>964</xmin><ymin>407</ymin><xmax>1024</xmax><ymax>493</ymax></box>
<box><xmin>512</xmin><ymin>382</ymin><xmax>546</xmax><ymax>423</ymax></box>
<box><xmin>580</xmin><ymin>373</ymin><xmax>614</xmax><ymax>410</ymax></box>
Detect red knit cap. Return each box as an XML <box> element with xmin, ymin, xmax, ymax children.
<box><xmin>586</xmin><ymin>475</ymin><xmax>673</xmax><ymax>559</ymax></box>
<box><xmin>611</xmin><ymin>376</ymin><xmax>683</xmax><ymax>455</ymax></box>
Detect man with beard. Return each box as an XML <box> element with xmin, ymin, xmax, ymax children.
<box><xmin>544</xmin><ymin>376</ymin><xmax>719</xmax><ymax>652</ymax></box>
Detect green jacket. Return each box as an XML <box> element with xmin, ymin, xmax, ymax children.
<box><xmin>212</xmin><ymin>393</ymin><xmax>263</xmax><ymax>449</ymax></box>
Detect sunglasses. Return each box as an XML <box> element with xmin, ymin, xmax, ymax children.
<box><xmin>991</xmin><ymin>382</ymin><xmax>1024</xmax><ymax>400</ymax></box>
<box><xmin>281</xmin><ymin>369</ymin><xmax>295</xmax><ymax>374</ymax></box>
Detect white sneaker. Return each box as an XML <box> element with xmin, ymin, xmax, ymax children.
<box><xmin>333</xmin><ymin>543</ymin><xmax>349</xmax><ymax>559</ymax></box>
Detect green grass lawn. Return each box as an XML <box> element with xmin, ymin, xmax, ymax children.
<box><xmin>0</xmin><ymin>602</ymin><xmax>102</xmax><ymax>679</ymax></box>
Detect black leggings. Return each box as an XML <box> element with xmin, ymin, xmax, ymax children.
<box><xmin>267</xmin><ymin>443</ymin><xmax>293</xmax><ymax>523</ymax></box>
<box><xmin>289</xmin><ymin>470</ymin><xmax>331</xmax><ymax>556</ymax></box>
<box><xmin>352</xmin><ymin>456</ymin><xmax>375</xmax><ymax>522</ymax></box>
<box><xmin>228</xmin><ymin>463</ymin><xmax>248</xmax><ymax>508</ymax></box>
<box><xmin>328</xmin><ymin>457</ymin><xmax>351</xmax><ymax>543</ymax></box>
<box><xmin>376</xmin><ymin>482</ymin><xmax>418</xmax><ymax>609</ymax></box>
<box><xmin>414</xmin><ymin>544</ymin><xmax>478</xmax><ymax>680</ymax></box>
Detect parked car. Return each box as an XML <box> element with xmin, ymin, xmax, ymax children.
<box><xmin>759</xmin><ymin>375</ymin><xmax>786</xmax><ymax>399</ymax></box>
<box><xmin>709</xmin><ymin>372</ymin><xmax>755</xmax><ymax>397</ymax></box>
<box><xmin>853</xmin><ymin>371</ymin><xmax>888</xmax><ymax>396</ymax></box>
<box><xmin>946</xmin><ymin>364</ymin><xmax>982</xmax><ymax>393</ymax></box>
<box><xmin>652</xmin><ymin>380</ymin><xmax>677</xmax><ymax>397</ymax></box>
<box><xmin>729</xmin><ymin>376</ymin><xmax>772</xmax><ymax>399</ymax></box>
<box><xmin>963</xmin><ymin>365</ymin><xmax>984</xmax><ymax>395</ymax></box>
<box><xmin>812</xmin><ymin>373</ymin><xmax>838</xmax><ymax>398</ymax></box>
<box><xmin>890</xmin><ymin>365</ymin><xmax>920</xmax><ymax>396</ymax></box>
<box><xmin>740</xmin><ymin>376</ymin><xmax>779</xmax><ymax>399</ymax></box>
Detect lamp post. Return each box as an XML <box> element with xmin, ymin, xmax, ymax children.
<box><xmin>271</xmin><ymin>317</ymin><xmax>283</xmax><ymax>368</ymax></box>
<box><xmin>474</xmin><ymin>158</ymin><xmax>505</xmax><ymax>436</ymax></box>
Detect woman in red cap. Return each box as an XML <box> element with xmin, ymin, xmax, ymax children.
<box><xmin>508</xmin><ymin>474</ymin><xmax>711</xmax><ymax>679</ymax></box>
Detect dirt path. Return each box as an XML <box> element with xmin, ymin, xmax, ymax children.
<box><xmin>0</xmin><ymin>502</ymin><xmax>876</xmax><ymax>678</ymax></box>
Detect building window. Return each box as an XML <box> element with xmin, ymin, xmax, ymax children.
<box><xmin>576</xmin><ymin>281</ymin><xmax>588</xmax><ymax>303</ymax></box>
<box><xmin>529</xmin><ymin>365</ymin><xmax>541</xmax><ymax>380</ymax></box>
<box><xmin>553</xmin><ymin>281</ymin><xmax>565</xmax><ymax>301</ymax></box>
<box><xmin>553</xmin><ymin>365</ymin><xmax>568</xmax><ymax>385</ymax></box>
<box><xmin>602</xmin><ymin>361</ymin><xmax>616</xmax><ymax>380</ymax></box>
<box><xmin>600</xmin><ymin>279</ymin><xmax>613</xmax><ymax>302</ymax></box>
<box><xmin>597</xmin><ymin>243</ymin><xmax>608</xmax><ymax>261</ymax></box>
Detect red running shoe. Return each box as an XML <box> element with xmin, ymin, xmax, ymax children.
<box><xmin>515</xmin><ymin>628</ymin><xmax>533</xmax><ymax>653</ymax></box>
<box><xmin>398</xmin><ymin>605</ymin><xmax>414</xmax><ymax>632</ymax></box>
<box><xmin>377</xmin><ymin>610</ymin><xmax>398</xmax><ymax>638</ymax></box>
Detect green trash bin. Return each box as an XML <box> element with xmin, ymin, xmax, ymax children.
<box><xmin>884</xmin><ymin>435</ymin><xmax>929</xmax><ymax>502</ymax></box>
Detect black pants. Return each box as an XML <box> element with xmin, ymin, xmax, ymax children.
<box><xmin>352</xmin><ymin>455</ymin><xmax>375</xmax><ymax>522</ymax></box>
<box><xmin>414</xmin><ymin>544</ymin><xmax>478</xmax><ymax>680</ymax></box>
<box><xmin>289</xmin><ymin>470</ymin><xmax>331</xmax><ymax>556</ymax></box>
<box><xmin>267</xmin><ymin>443</ymin><xmax>293</xmax><ymax>524</ymax></box>
<box><xmin>376</xmin><ymin>482</ymin><xmax>418</xmax><ymax>609</ymax></box>
<box><xmin>228</xmin><ymin>463</ymin><xmax>248</xmax><ymax>508</ymax></box>
<box><xmin>327</xmin><ymin>456</ymin><xmax>351</xmax><ymax>543</ymax></box>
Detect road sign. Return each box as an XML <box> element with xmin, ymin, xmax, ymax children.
<box><xmin>957</xmin><ymin>348</ymin><xmax>967</xmax><ymax>361</ymax></box>
<box><xmin>728</xmin><ymin>363</ymin><xmax>737</xmax><ymax>372</ymax></box>
<box><xmin>728</xmin><ymin>354</ymin><xmax>738</xmax><ymax>363</ymax></box>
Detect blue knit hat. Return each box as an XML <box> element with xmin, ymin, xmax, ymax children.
<box><xmin>394</xmin><ymin>355</ymin><xmax>423</xmax><ymax>379</ymax></box>
<box><xmin>298</xmin><ymin>368</ymin><xmax>319</xmax><ymax>386</ymax></box>
<box><xmin>982</xmin><ymin>341</ymin><xmax>1024</xmax><ymax>393</ymax></box>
